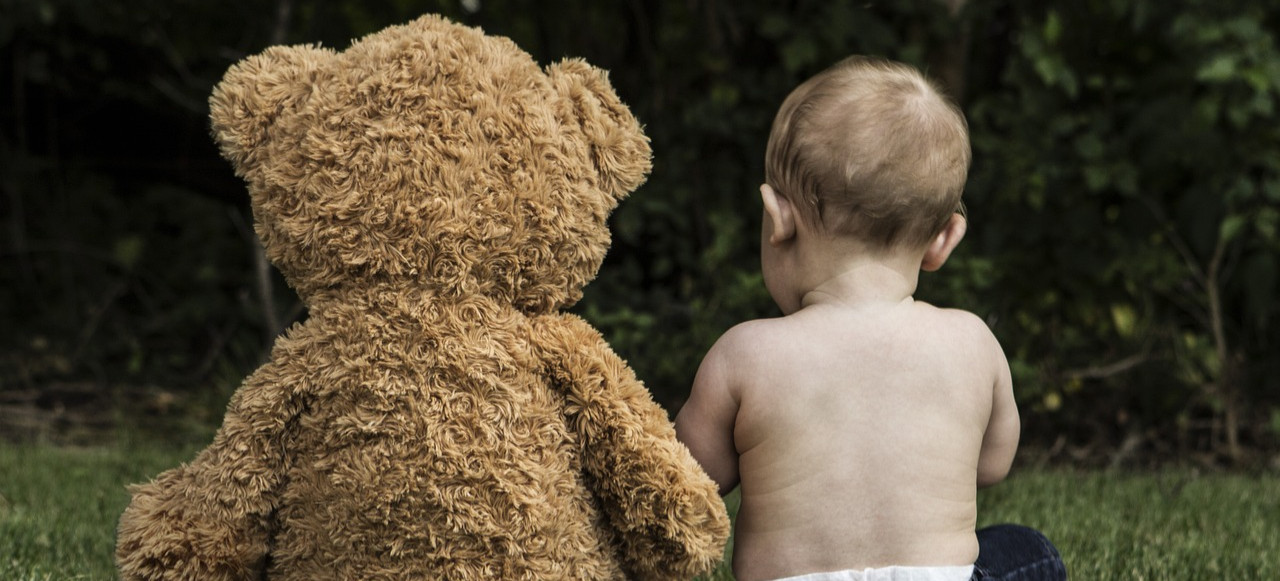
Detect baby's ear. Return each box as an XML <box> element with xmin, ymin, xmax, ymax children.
<box><xmin>922</xmin><ymin>213</ymin><xmax>967</xmax><ymax>272</ymax></box>
<box><xmin>760</xmin><ymin>184</ymin><xmax>796</xmax><ymax>245</ymax></box>
<box><xmin>546</xmin><ymin>59</ymin><xmax>652</xmax><ymax>201</ymax></box>
<box><xmin>209</xmin><ymin>44</ymin><xmax>331</xmax><ymax>173</ymax></box>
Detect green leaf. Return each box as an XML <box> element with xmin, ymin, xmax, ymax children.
<box><xmin>1241</xmin><ymin>67</ymin><xmax>1271</xmax><ymax>93</ymax></box>
<box><xmin>1111</xmin><ymin>304</ymin><xmax>1138</xmax><ymax>338</ymax></box>
<box><xmin>709</xmin><ymin>82</ymin><xmax>740</xmax><ymax>107</ymax></box>
<box><xmin>1257</xmin><ymin>207</ymin><xmax>1278</xmax><ymax>241</ymax></box>
<box><xmin>1074</xmin><ymin>133</ymin><xmax>1106</xmax><ymax>159</ymax></box>
<box><xmin>780</xmin><ymin>37</ymin><xmax>818</xmax><ymax>73</ymax></box>
<box><xmin>1265</xmin><ymin>180</ymin><xmax>1280</xmax><ymax>204</ymax></box>
<box><xmin>1044</xmin><ymin>10</ymin><xmax>1062</xmax><ymax>45</ymax></box>
<box><xmin>113</xmin><ymin>235</ymin><xmax>145</xmax><ymax>270</ymax></box>
<box><xmin>1219</xmin><ymin>214</ymin><xmax>1247</xmax><ymax>245</ymax></box>
<box><xmin>1197</xmin><ymin>54</ymin><xmax>1238</xmax><ymax>83</ymax></box>
<box><xmin>1084</xmin><ymin>166</ymin><xmax>1110</xmax><ymax>192</ymax></box>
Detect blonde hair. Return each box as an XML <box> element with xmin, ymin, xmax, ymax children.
<box><xmin>764</xmin><ymin>56</ymin><xmax>970</xmax><ymax>249</ymax></box>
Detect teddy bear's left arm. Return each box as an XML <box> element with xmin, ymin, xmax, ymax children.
<box><xmin>116</xmin><ymin>370</ymin><xmax>299</xmax><ymax>581</ymax></box>
<box><xmin>532</xmin><ymin>313</ymin><xmax>730</xmax><ymax>580</ymax></box>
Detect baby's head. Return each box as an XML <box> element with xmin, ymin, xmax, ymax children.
<box><xmin>765</xmin><ymin>56</ymin><xmax>970</xmax><ymax>251</ymax></box>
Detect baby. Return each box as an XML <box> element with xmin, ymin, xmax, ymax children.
<box><xmin>675</xmin><ymin>57</ymin><xmax>1066</xmax><ymax>581</ymax></box>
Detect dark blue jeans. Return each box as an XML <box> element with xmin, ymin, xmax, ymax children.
<box><xmin>970</xmin><ymin>525</ymin><xmax>1067</xmax><ymax>580</ymax></box>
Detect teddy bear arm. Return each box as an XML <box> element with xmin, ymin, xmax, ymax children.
<box><xmin>535</xmin><ymin>315</ymin><xmax>731</xmax><ymax>579</ymax></box>
<box><xmin>117</xmin><ymin>382</ymin><xmax>294</xmax><ymax>580</ymax></box>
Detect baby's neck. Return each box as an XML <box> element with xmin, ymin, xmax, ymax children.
<box><xmin>797</xmin><ymin>252</ymin><xmax>923</xmax><ymax>312</ymax></box>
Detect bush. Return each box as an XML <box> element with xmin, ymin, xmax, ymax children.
<box><xmin>2</xmin><ymin>0</ymin><xmax>1276</xmax><ymax>461</ymax></box>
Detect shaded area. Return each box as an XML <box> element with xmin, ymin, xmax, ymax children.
<box><xmin>2</xmin><ymin>0</ymin><xmax>1278</xmax><ymax>465</ymax></box>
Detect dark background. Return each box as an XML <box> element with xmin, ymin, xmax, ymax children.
<box><xmin>3</xmin><ymin>0</ymin><xmax>1278</xmax><ymax>467</ymax></box>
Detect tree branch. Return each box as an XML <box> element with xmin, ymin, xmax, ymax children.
<box><xmin>1139</xmin><ymin>195</ymin><xmax>1209</xmax><ymax>293</ymax></box>
<box><xmin>1064</xmin><ymin>351</ymin><xmax>1149</xmax><ymax>380</ymax></box>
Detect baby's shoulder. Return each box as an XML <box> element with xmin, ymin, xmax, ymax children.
<box><xmin>713</xmin><ymin>317</ymin><xmax>801</xmax><ymax>356</ymax></box>
<box><xmin>698</xmin><ymin>318</ymin><xmax>794</xmax><ymax>377</ymax></box>
<box><xmin>911</xmin><ymin>303</ymin><xmax>1004</xmax><ymax>359</ymax></box>
<box><xmin>914</xmin><ymin>302</ymin><xmax>993</xmax><ymax>333</ymax></box>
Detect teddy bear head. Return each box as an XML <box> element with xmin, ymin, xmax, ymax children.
<box><xmin>209</xmin><ymin>15</ymin><xmax>650</xmax><ymax>313</ymax></box>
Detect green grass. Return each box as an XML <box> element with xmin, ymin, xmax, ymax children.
<box><xmin>977</xmin><ymin>469</ymin><xmax>1280</xmax><ymax>580</ymax></box>
<box><xmin>700</xmin><ymin>469</ymin><xmax>1280</xmax><ymax>580</ymax></box>
<box><xmin>0</xmin><ymin>442</ymin><xmax>194</xmax><ymax>580</ymax></box>
<box><xmin>2</xmin><ymin>442</ymin><xmax>1277</xmax><ymax>580</ymax></box>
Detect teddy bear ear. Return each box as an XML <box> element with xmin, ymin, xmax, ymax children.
<box><xmin>546</xmin><ymin>59</ymin><xmax>653</xmax><ymax>201</ymax></box>
<box><xmin>209</xmin><ymin>44</ymin><xmax>332</xmax><ymax>173</ymax></box>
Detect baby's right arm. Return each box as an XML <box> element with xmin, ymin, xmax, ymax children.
<box><xmin>977</xmin><ymin>333</ymin><xmax>1019</xmax><ymax>487</ymax></box>
<box><xmin>675</xmin><ymin>329</ymin><xmax>745</xmax><ymax>496</ymax></box>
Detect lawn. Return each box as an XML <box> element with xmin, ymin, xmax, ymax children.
<box><xmin>976</xmin><ymin>468</ymin><xmax>1279</xmax><ymax>580</ymax></box>
<box><xmin>2</xmin><ymin>442</ymin><xmax>1276</xmax><ymax>580</ymax></box>
<box><xmin>0</xmin><ymin>442</ymin><xmax>196</xmax><ymax>581</ymax></box>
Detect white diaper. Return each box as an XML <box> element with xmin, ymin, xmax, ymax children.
<box><xmin>771</xmin><ymin>564</ymin><xmax>974</xmax><ymax>581</ymax></box>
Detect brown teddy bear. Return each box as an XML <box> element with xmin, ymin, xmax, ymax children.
<box><xmin>115</xmin><ymin>14</ymin><xmax>729</xmax><ymax>580</ymax></box>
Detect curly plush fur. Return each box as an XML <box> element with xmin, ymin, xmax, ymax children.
<box><xmin>116</xmin><ymin>15</ymin><xmax>729</xmax><ymax>580</ymax></box>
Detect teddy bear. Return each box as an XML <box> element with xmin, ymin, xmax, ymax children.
<box><xmin>115</xmin><ymin>14</ymin><xmax>729</xmax><ymax>580</ymax></box>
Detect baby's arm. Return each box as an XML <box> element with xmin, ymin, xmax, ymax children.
<box><xmin>532</xmin><ymin>313</ymin><xmax>730</xmax><ymax>580</ymax></box>
<box><xmin>977</xmin><ymin>335</ymin><xmax>1020</xmax><ymax>488</ymax></box>
<box><xmin>116</xmin><ymin>369</ymin><xmax>299</xmax><ymax>580</ymax></box>
<box><xmin>674</xmin><ymin>331</ymin><xmax>743</xmax><ymax>496</ymax></box>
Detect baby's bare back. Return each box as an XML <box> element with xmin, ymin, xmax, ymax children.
<box><xmin>728</xmin><ymin>302</ymin><xmax>1003</xmax><ymax>580</ymax></box>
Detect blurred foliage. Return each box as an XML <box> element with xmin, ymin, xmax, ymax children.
<box><xmin>959</xmin><ymin>0</ymin><xmax>1280</xmax><ymax>460</ymax></box>
<box><xmin>1</xmin><ymin>0</ymin><xmax>1277</xmax><ymax>461</ymax></box>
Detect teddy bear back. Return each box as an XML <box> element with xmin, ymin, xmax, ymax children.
<box><xmin>209</xmin><ymin>15</ymin><xmax>651</xmax><ymax>312</ymax></box>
